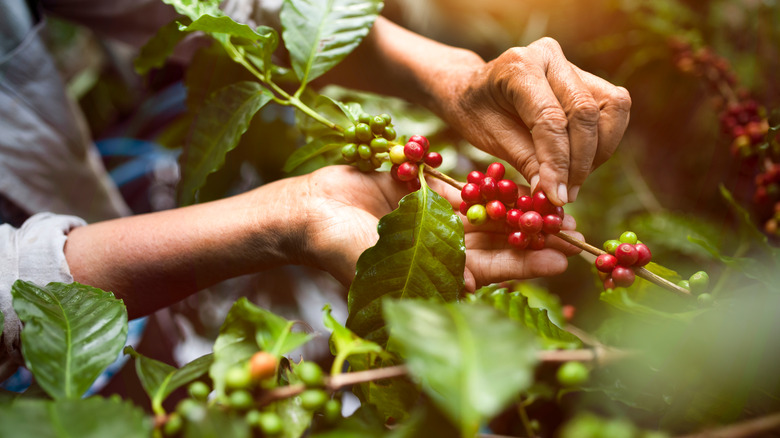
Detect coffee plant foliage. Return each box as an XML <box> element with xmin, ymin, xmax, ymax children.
<box><xmin>2</xmin><ymin>0</ymin><xmax>780</xmax><ymax>437</ymax></box>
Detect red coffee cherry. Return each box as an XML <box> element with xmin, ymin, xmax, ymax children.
<box><xmin>390</xmin><ymin>164</ymin><xmax>401</xmax><ymax>182</ymax></box>
<box><xmin>467</xmin><ymin>171</ymin><xmax>485</xmax><ymax>185</ymax></box>
<box><xmin>615</xmin><ymin>243</ymin><xmax>639</xmax><ymax>266</ymax></box>
<box><xmin>486</xmin><ymin>162</ymin><xmax>505</xmax><ymax>180</ymax></box>
<box><xmin>461</xmin><ymin>183</ymin><xmax>482</xmax><ymax>204</ymax></box>
<box><xmin>397</xmin><ymin>161</ymin><xmax>418</xmax><ymax>182</ymax></box>
<box><xmin>407</xmin><ymin>178</ymin><xmax>421</xmax><ymax>191</ymax></box>
<box><xmin>554</xmin><ymin>206</ymin><xmax>565</xmax><ymax>219</ymax></box>
<box><xmin>529</xmin><ymin>233</ymin><xmax>547</xmax><ymax>250</ymax></box>
<box><xmin>479</xmin><ymin>177</ymin><xmax>499</xmax><ymax>200</ymax></box>
<box><xmin>519</xmin><ymin>211</ymin><xmax>543</xmax><ymax>234</ymax></box>
<box><xmin>408</xmin><ymin>134</ymin><xmax>429</xmax><ymax>153</ymax></box>
<box><xmin>603</xmin><ymin>277</ymin><xmax>616</xmax><ymax>290</ymax></box>
<box><xmin>611</xmin><ymin>266</ymin><xmax>636</xmax><ymax>287</ymax></box>
<box><xmin>459</xmin><ymin>201</ymin><xmax>470</xmax><ymax>216</ymax></box>
<box><xmin>595</xmin><ymin>254</ymin><xmax>618</xmax><ymax>273</ymax></box>
<box><xmin>497</xmin><ymin>180</ymin><xmax>518</xmax><ymax>206</ymax></box>
<box><xmin>424</xmin><ymin>152</ymin><xmax>442</xmax><ymax>168</ymax></box>
<box><xmin>486</xmin><ymin>200</ymin><xmax>507</xmax><ymax>220</ymax></box>
<box><xmin>542</xmin><ymin>214</ymin><xmax>563</xmax><ymax>234</ymax></box>
<box><xmin>533</xmin><ymin>191</ymin><xmax>557</xmax><ymax>216</ymax></box>
<box><xmin>404</xmin><ymin>142</ymin><xmax>424</xmax><ymax>162</ymax></box>
<box><xmin>634</xmin><ymin>243</ymin><xmax>652</xmax><ymax>267</ymax></box>
<box><xmin>505</xmin><ymin>209</ymin><xmax>522</xmax><ymax>229</ymax></box>
<box><xmin>507</xmin><ymin>231</ymin><xmax>530</xmax><ymax>249</ymax></box>
<box><xmin>517</xmin><ymin>195</ymin><xmax>533</xmax><ymax>212</ymax></box>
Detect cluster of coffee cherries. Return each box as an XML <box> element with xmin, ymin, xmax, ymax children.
<box><xmin>677</xmin><ymin>270</ymin><xmax>713</xmax><ymax>305</ymax></box>
<box><xmin>389</xmin><ymin>134</ymin><xmax>443</xmax><ymax>191</ymax></box>
<box><xmin>719</xmin><ymin>99</ymin><xmax>771</xmax><ymax>158</ymax></box>
<box><xmin>163</xmin><ymin>352</ymin><xmax>339</xmax><ymax>437</ymax></box>
<box><xmin>594</xmin><ymin>231</ymin><xmax>652</xmax><ymax>290</ymax></box>
<box><xmin>341</xmin><ymin>113</ymin><xmax>397</xmax><ymax>172</ymax></box>
<box><xmin>669</xmin><ymin>39</ymin><xmax>737</xmax><ymax>88</ymax></box>
<box><xmin>459</xmin><ymin>162</ymin><xmax>564</xmax><ymax>250</ymax></box>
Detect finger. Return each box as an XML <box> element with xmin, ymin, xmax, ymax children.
<box><xmin>573</xmin><ymin>67</ymin><xmax>632</xmax><ymax>170</ymax></box>
<box><xmin>534</xmin><ymin>40</ymin><xmax>600</xmax><ymax>202</ymax></box>
<box><xmin>489</xmin><ymin>42</ymin><xmax>572</xmax><ymax>205</ymax></box>
<box><xmin>466</xmin><ymin>248</ymin><xmax>569</xmax><ymax>288</ymax></box>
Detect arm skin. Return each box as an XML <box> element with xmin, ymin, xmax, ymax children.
<box><xmin>322</xmin><ymin>16</ymin><xmax>632</xmax><ymax>206</ymax></box>
<box><xmin>64</xmin><ymin>166</ymin><xmax>582</xmax><ymax>319</ymax></box>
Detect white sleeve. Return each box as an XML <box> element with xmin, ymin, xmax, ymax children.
<box><xmin>0</xmin><ymin>213</ymin><xmax>87</xmax><ymax>381</ymax></box>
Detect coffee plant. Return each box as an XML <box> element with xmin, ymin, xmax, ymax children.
<box><xmin>2</xmin><ymin>0</ymin><xmax>780</xmax><ymax>437</ymax></box>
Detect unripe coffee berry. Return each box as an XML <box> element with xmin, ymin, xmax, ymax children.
<box><xmin>595</xmin><ymin>254</ymin><xmax>618</xmax><ymax>273</ymax></box>
<box><xmin>343</xmin><ymin>126</ymin><xmax>357</xmax><ymax>143</ymax></box>
<box><xmin>461</xmin><ymin>183</ymin><xmax>482</xmax><ymax>204</ymax></box>
<box><xmin>611</xmin><ymin>266</ymin><xmax>635</xmax><ymax>287</ymax></box>
<box><xmin>249</xmin><ymin>351</ymin><xmax>277</xmax><ymax>382</ymax></box>
<box><xmin>697</xmin><ymin>293</ymin><xmax>714</xmax><ymax>306</ymax></box>
<box><xmin>557</xmin><ymin>361</ymin><xmax>589</xmax><ymax>387</ymax></box>
<box><xmin>370</xmin><ymin>137</ymin><xmax>389</xmax><ymax>152</ymax></box>
<box><xmin>467</xmin><ymin>171</ymin><xmax>485</xmax><ymax>185</ymax></box>
<box><xmin>355</xmin><ymin>123</ymin><xmax>372</xmax><ymax>142</ymax></box>
<box><xmin>225</xmin><ymin>365</ymin><xmax>252</xmax><ymax>390</ymax></box>
<box><xmin>300</xmin><ymin>389</ymin><xmax>328</xmax><ymax>411</ymax></box>
<box><xmin>408</xmin><ymin>134</ymin><xmax>430</xmax><ymax>153</ymax></box>
<box><xmin>519</xmin><ymin>211</ymin><xmax>543</xmax><ymax>234</ymax></box>
<box><xmin>497</xmin><ymin>179</ymin><xmax>518</xmax><ymax>206</ymax></box>
<box><xmin>258</xmin><ymin>412</ymin><xmax>283</xmax><ymax>435</ymax></box>
<box><xmin>188</xmin><ymin>381</ymin><xmax>210</xmax><ymax>401</ymax></box>
<box><xmin>603</xmin><ymin>240</ymin><xmax>621</xmax><ymax>254</ymax></box>
<box><xmin>424</xmin><ymin>152</ymin><xmax>443</xmax><ymax>168</ymax></box>
<box><xmin>486</xmin><ymin>200</ymin><xmax>507</xmax><ymax>220</ymax></box>
<box><xmin>389</xmin><ymin>145</ymin><xmax>406</xmax><ymax>165</ymax></box>
<box><xmin>397</xmin><ymin>161</ymin><xmax>418</xmax><ymax>182</ymax></box>
<box><xmin>634</xmin><ymin>243</ymin><xmax>652</xmax><ymax>267</ymax></box>
<box><xmin>517</xmin><ymin>195</ymin><xmax>533</xmax><ymax>212</ymax></box>
<box><xmin>619</xmin><ymin>231</ymin><xmax>638</xmax><ymax>244</ymax></box>
<box><xmin>479</xmin><ymin>177</ymin><xmax>499</xmax><ymax>200</ymax></box>
<box><xmin>486</xmin><ymin>162</ymin><xmax>505</xmax><ymax>180</ymax></box>
<box><xmin>358</xmin><ymin>113</ymin><xmax>371</xmax><ymax>124</ymax></box>
<box><xmin>164</xmin><ymin>413</ymin><xmax>183</xmax><ymax>436</ymax></box>
<box><xmin>689</xmin><ymin>271</ymin><xmax>710</xmax><ymax>294</ymax></box>
<box><xmin>542</xmin><ymin>214</ymin><xmax>563</xmax><ymax>234</ymax></box>
<box><xmin>615</xmin><ymin>244</ymin><xmax>639</xmax><ymax>266</ymax></box>
<box><xmin>506</xmin><ymin>208</ymin><xmax>522</xmax><ymax>228</ymax></box>
<box><xmin>323</xmin><ymin>399</ymin><xmax>342</xmax><ymax>423</ymax></box>
<box><xmin>357</xmin><ymin>144</ymin><xmax>372</xmax><ymax>159</ymax></box>
<box><xmin>296</xmin><ymin>362</ymin><xmax>324</xmax><ymax>387</ymax></box>
<box><xmin>404</xmin><ymin>141</ymin><xmax>425</xmax><ymax>162</ymax></box>
<box><xmin>382</xmin><ymin>126</ymin><xmax>397</xmax><ymax>141</ymax></box>
<box><xmin>370</xmin><ymin>116</ymin><xmax>386</xmax><ymax>134</ymax></box>
<box><xmin>380</xmin><ymin>113</ymin><xmax>392</xmax><ymax>124</ymax></box>
<box><xmin>467</xmin><ymin>204</ymin><xmax>488</xmax><ymax>225</ymax></box>
<box><xmin>507</xmin><ymin>231</ymin><xmax>530</xmax><ymax>249</ymax></box>
<box><xmin>229</xmin><ymin>390</ymin><xmax>254</xmax><ymax>410</ymax></box>
<box><xmin>530</xmin><ymin>233</ymin><xmax>547</xmax><ymax>250</ymax></box>
<box><xmin>677</xmin><ymin>280</ymin><xmax>690</xmax><ymax>290</ymax></box>
<box><xmin>341</xmin><ymin>143</ymin><xmax>357</xmax><ymax>162</ymax></box>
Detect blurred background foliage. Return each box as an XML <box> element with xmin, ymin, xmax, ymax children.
<box><xmin>39</xmin><ymin>0</ymin><xmax>780</xmax><ymax>434</ymax></box>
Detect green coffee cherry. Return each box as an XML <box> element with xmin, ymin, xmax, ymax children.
<box><xmin>370</xmin><ymin>116</ymin><xmax>386</xmax><ymax>134</ymax></box>
<box><xmin>689</xmin><ymin>271</ymin><xmax>710</xmax><ymax>295</ymax></box>
<box><xmin>357</xmin><ymin>159</ymin><xmax>374</xmax><ymax>173</ymax></box>
<box><xmin>323</xmin><ymin>399</ymin><xmax>342</xmax><ymax>423</ymax></box>
<box><xmin>355</xmin><ymin>123</ymin><xmax>372</xmax><ymax>142</ymax></box>
<box><xmin>370</xmin><ymin>137</ymin><xmax>389</xmax><ymax>152</ymax></box>
<box><xmin>619</xmin><ymin>231</ymin><xmax>638</xmax><ymax>244</ymax></box>
<box><xmin>677</xmin><ymin>280</ymin><xmax>690</xmax><ymax>291</ymax></box>
<box><xmin>603</xmin><ymin>239</ymin><xmax>621</xmax><ymax>254</ymax></box>
<box><xmin>697</xmin><ymin>293</ymin><xmax>714</xmax><ymax>306</ymax></box>
<box><xmin>229</xmin><ymin>390</ymin><xmax>255</xmax><ymax>410</ymax></box>
<box><xmin>382</xmin><ymin>126</ymin><xmax>397</xmax><ymax>141</ymax></box>
<box><xmin>258</xmin><ymin>412</ymin><xmax>283</xmax><ymax>435</ymax></box>
<box><xmin>225</xmin><ymin>365</ymin><xmax>252</xmax><ymax>390</ymax></box>
<box><xmin>245</xmin><ymin>409</ymin><xmax>262</xmax><ymax>426</ymax></box>
<box><xmin>341</xmin><ymin>143</ymin><xmax>357</xmax><ymax>162</ymax></box>
<box><xmin>188</xmin><ymin>381</ymin><xmax>210</xmax><ymax>401</ymax></box>
<box><xmin>163</xmin><ymin>413</ymin><xmax>183</xmax><ymax>436</ymax></box>
<box><xmin>176</xmin><ymin>399</ymin><xmax>201</xmax><ymax>418</ymax></box>
<box><xmin>380</xmin><ymin>113</ymin><xmax>392</xmax><ymax>124</ymax></box>
<box><xmin>300</xmin><ymin>389</ymin><xmax>328</xmax><ymax>411</ymax></box>
<box><xmin>556</xmin><ymin>361</ymin><xmax>589</xmax><ymax>387</ymax></box>
<box><xmin>343</xmin><ymin>126</ymin><xmax>357</xmax><ymax>143</ymax></box>
<box><xmin>467</xmin><ymin>204</ymin><xmax>488</xmax><ymax>226</ymax></box>
<box><xmin>358</xmin><ymin>113</ymin><xmax>371</xmax><ymax>124</ymax></box>
<box><xmin>357</xmin><ymin>144</ymin><xmax>373</xmax><ymax>160</ymax></box>
<box><xmin>296</xmin><ymin>362</ymin><xmax>325</xmax><ymax>387</ymax></box>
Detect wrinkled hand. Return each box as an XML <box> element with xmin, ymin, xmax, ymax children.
<box><xmin>435</xmin><ymin>37</ymin><xmax>631</xmax><ymax>206</ymax></box>
<box><xmin>299</xmin><ymin>166</ymin><xmax>582</xmax><ymax>291</ymax></box>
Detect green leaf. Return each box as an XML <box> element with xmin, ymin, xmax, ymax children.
<box><xmin>181</xmin><ymin>404</ymin><xmax>250</xmax><ymax>438</ymax></box>
<box><xmin>599</xmin><ymin>287</ymin><xmax>705</xmax><ymax>322</ymax></box>
<box><xmin>178</xmin><ymin>81</ymin><xmax>274</xmax><ymax>205</ymax></box>
<box><xmin>281</xmin><ymin>0</ymin><xmax>383</xmax><ymax>86</ymax></box>
<box><xmin>0</xmin><ymin>396</ymin><xmax>151</xmax><ymax>438</ymax></box>
<box><xmin>180</xmin><ymin>15</ymin><xmax>276</xmax><ymax>43</ymax></box>
<box><xmin>134</xmin><ymin>18</ymin><xmax>190</xmax><ymax>75</ymax></box>
<box><xmin>388</xmin><ymin>401</ymin><xmax>461</xmax><ymax>438</ymax></box>
<box><xmin>346</xmin><ymin>185</ymin><xmax>466</xmax><ymax>346</ymax></box>
<box><xmin>470</xmin><ymin>287</ymin><xmax>582</xmax><ymax>350</ymax></box>
<box><xmin>310</xmin><ymin>405</ymin><xmax>387</xmax><ymax>438</ymax></box>
<box><xmin>323</xmin><ymin>304</ymin><xmax>384</xmax><ymax>368</ymax></box>
<box><xmin>270</xmin><ymin>393</ymin><xmax>314</xmax><ymax>438</ymax></box>
<box><xmin>383</xmin><ymin>300</ymin><xmax>538</xmax><ymax>437</ymax></box>
<box><xmin>123</xmin><ymin>346</ymin><xmax>213</xmax><ymax>415</ymax></box>
<box><xmin>283</xmin><ymin>134</ymin><xmax>345</xmax><ymax>172</ymax></box>
<box><xmin>161</xmin><ymin>0</ymin><xmax>222</xmax><ymax>21</ymax></box>
<box><xmin>11</xmin><ymin>281</ymin><xmax>128</xmax><ymax>400</ymax></box>
<box><xmin>319</xmin><ymin>95</ymin><xmax>364</xmax><ymax>124</ymax></box>
<box><xmin>210</xmin><ymin>298</ymin><xmax>313</xmax><ymax>397</ymax></box>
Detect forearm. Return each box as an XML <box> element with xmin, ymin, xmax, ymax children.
<box><xmin>321</xmin><ymin>16</ymin><xmax>485</xmax><ymax>119</ymax></box>
<box><xmin>64</xmin><ymin>178</ymin><xmax>307</xmax><ymax>319</ymax></box>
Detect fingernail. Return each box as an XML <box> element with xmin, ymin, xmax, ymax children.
<box><xmin>568</xmin><ymin>185</ymin><xmax>581</xmax><ymax>202</ymax></box>
<box><xmin>530</xmin><ymin>175</ymin><xmax>540</xmax><ymax>192</ymax></box>
<box><xmin>557</xmin><ymin>183</ymin><xmax>569</xmax><ymax>205</ymax></box>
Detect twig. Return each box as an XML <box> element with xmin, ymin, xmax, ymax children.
<box><xmin>536</xmin><ymin>346</ymin><xmax>638</xmax><ymax>367</ymax></box>
<box><xmin>677</xmin><ymin>411</ymin><xmax>780</xmax><ymax>438</ymax></box>
<box><xmin>423</xmin><ymin>164</ymin><xmax>464</xmax><ymax>190</ymax></box>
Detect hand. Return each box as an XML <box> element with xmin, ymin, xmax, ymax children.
<box><xmin>300</xmin><ymin>166</ymin><xmax>582</xmax><ymax>291</ymax></box>
<box><xmin>434</xmin><ymin>37</ymin><xmax>632</xmax><ymax>206</ymax></box>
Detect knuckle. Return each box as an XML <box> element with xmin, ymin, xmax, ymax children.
<box><xmin>569</xmin><ymin>95</ymin><xmax>600</xmax><ymax>127</ymax></box>
<box><xmin>606</xmin><ymin>86</ymin><xmax>632</xmax><ymax>112</ymax></box>
<box><xmin>531</xmin><ymin>37</ymin><xmax>562</xmax><ymax>52</ymax></box>
<box><xmin>532</xmin><ymin>107</ymin><xmax>569</xmax><ymax>135</ymax></box>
